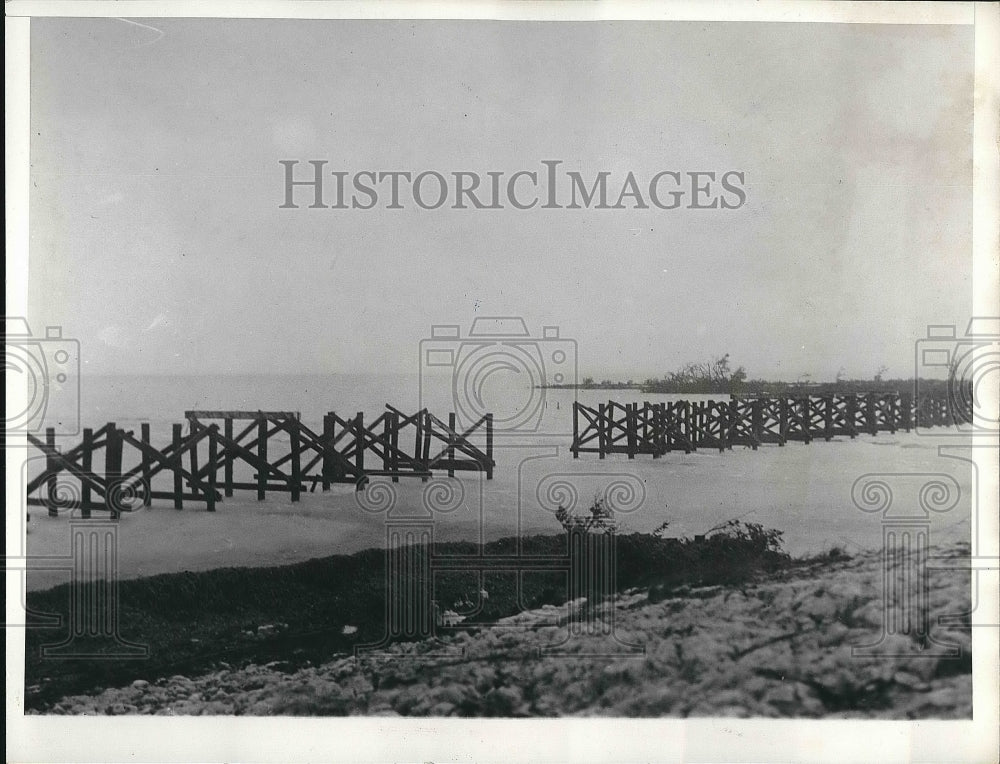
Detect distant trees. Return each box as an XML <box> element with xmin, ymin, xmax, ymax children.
<box><xmin>643</xmin><ymin>353</ymin><xmax>748</xmax><ymax>394</ymax></box>
<box><xmin>584</xmin><ymin>357</ymin><xmax>948</xmax><ymax>396</ymax></box>
<box><xmin>571</xmin><ymin>376</ymin><xmax>638</xmax><ymax>390</ymax></box>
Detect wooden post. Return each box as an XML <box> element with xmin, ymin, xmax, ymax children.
<box><xmin>383</xmin><ymin>412</ymin><xmax>394</xmax><ymax>483</ymax></box>
<box><xmin>900</xmin><ymin>393</ymin><xmax>912</xmax><ymax>432</ymax></box>
<box><xmin>751</xmin><ymin>400</ymin><xmax>763</xmax><ymax>445</ymax></box>
<box><xmin>172</xmin><ymin>424</ymin><xmax>184</xmax><ymax>509</ymax></box>
<box><xmin>778</xmin><ymin>398</ymin><xmax>788</xmax><ymax>446</ymax></box>
<box><xmin>290</xmin><ymin>418</ymin><xmax>301</xmax><ymax>501</ymax></box>
<box><xmin>626</xmin><ymin>403</ymin><xmax>637</xmax><ymax>459</ymax></box>
<box><xmin>695</xmin><ymin>402</ymin><xmax>703</xmax><ymax>449</ymax></box>
<box><xmin>866</xmin><ymin>394</ymin><xmax>877</xmax><ymax>436</ymax></box>
<box><xmin>257</xmin><ymin>415</ymin><xmax>267</xmax><ymax>500</ymax></box>
<box><xmin>597</xmin><ymin>403</ymin><xmax>607</xmax><ymax>459</ymax></box>
<box><xmin>105</xmin><ymin>423</ymin><xmax>122</xmax><ymax>519</ymax></box>
<box><xmin>485</xmin><ymin>413</ymin><xmax>494</xmax><ymax>480</ymax></box>
<box><xmin>683</xmin><ymin>400</ymin><xmax>694</xmax><ymax>453</ymax></box>
<box><xmin>447</xmin><ymin>412</ymin><xmax>456</xmax><ymax>478</ymax></box>
<box><xmin>140</xmin><ymin>423</ymin><xmax>152</xmax><ymax>507</ymax></box>
<box><xmin>796</xmin><ymin>399</ymin><xmax>809</xmax><ymax>444</ymax></box>
<box><xmin>571</xmin><ymin>402</ymin><xmax>579</xmax><ymax>459</ymax></box>
<box><xmin>714</xmin><ymin>401</ymin><xmax>725</xmax><ymax>453</ymax></box>
<box><xmin>846</xmin><ymin>395</ymin><xmax>858</xmax><ymax>438</ymax></box>
<box><xmin>653</xmin><ymin>403</ymin><xmax>665</xmax><ymax>456</ymax></box>
<box><xmin>823</xmin><ymin>396</ymin><xmax>833</xmax><ymax>441</ymax></box>
<box><xmin>188</xmin><ymin>424</ymin><xmax>200</xmax><ymax>501</ymax></box>
<box><xmin>421</xmin><ymin>411</ymin><xmax>432</xmax><ymax>479</ymax></box>
<box><xmin>649</xmin><ymin>403</ymin><xmax>660</xmax><ymax>459</ymax></box>
<box><xmin>887</xmin><ymin>395</ymin><xmax>897</xmax><ymax>434</ymax></box>
<box><xmin>413</xmin><ymin>410</ymin><xmax>425</xmax><ymax>477</ymax></box>
<box><xmin>391</xmin><ymin>412</ymin><xmax>400</xmax><ymax>482</ymax></box>
<box><xmin>224</xmin><ymin>417</ymin><xmax>234</xmax><ymax>497</ymax></box>
<box><xmin>355</xmin><ymin>412</ymin><xmax>365</xmax><ymax>477</ymax></box>
<box><xmin>727</xmin><ymin>399</ymin><xmax>738</xmax><ymax>450</ymax></box>
<box><xmin>691</xmin><ymin>402</ymin><xmax>700</xmax><ymax>449</ymax></box>
<box><xmin>206</xmin><ymin>425</ymin><xmax>218</xmax><ymax>512</ymax></box>
<box><xmin>322</xmin><ymin>414</ymin><xmax>333</xmax><ymax>490</ymax></box>
<box><xmin>80</xmin><ymin>427</ymin><xmax>93</xmax><ymax>519</ymax></box>
<box><xmin>799</xmin><ymin>395</ymin><xmax>813</xmax><ymax>445</ymax></box>
<box><xmin>45</xmin><ymin>427</ymin><xmax>58</xmax><ymax>517</ymax></box>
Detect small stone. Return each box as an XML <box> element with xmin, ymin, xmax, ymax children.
<box><xmin>131</xmin><ymin>679</ymin><xmax>149</xmax><ymax>690</ymax></box>
<box><xmin>743</xmin><ymin>676</ymin><xmax>769</xmax><ymax>699</ymax></box>
<box><xmin>893</xmin><ymin>671</ymin><xmax>930</xmax><ymax>691</ymax></box>
<box><xmin>714</xmin><ymin>705</ymin><xmax>750</xmax><ymax>718</ymax></box>
<box><xmin>763</xmin><ymin>683</ymin><xmax>797</xmax><ymax>712</ymax></box>
<box><xmin>794</xmin><ymin>682</ymin><xmax>825</xmax><ymax>715</ymax></box>
<box><xmin>799</xmin><ymin>593</ymin><xmax>838</xmax><ymax>623</ymax></box>
<box><xmin>906</xmin><ymin>657</ymin><xmax>942</xmax><ymax>682</ymax></box>
<box><xmin>428</xmin><ymin>701</ymin><xmax>456</xmax><ymax>716</ymax></box>
<box><xmin>483</xmin><ymin>686</ymin><xmax>522</xmax><ymax>716</ymax></box>
<box><xmin>923</xmin><ymin>688</ymin><xmax>957</xmax><ymax>708</ymax></box>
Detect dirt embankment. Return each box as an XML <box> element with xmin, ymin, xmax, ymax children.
<box><xmin>36</xmin><ymin>543</ymin><xmax>972</xmax><ymax>718</ymax></box>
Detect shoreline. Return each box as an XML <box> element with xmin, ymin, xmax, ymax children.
<box><xmin>27</xmin><ymin>540</ymin><xmax>972</xmax><ymax>718</ymax></box>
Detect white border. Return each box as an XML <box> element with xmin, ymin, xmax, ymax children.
<box><xmin>5</xmin><ymin>2</ymin><xmax>999</xmax><ymax>762</ymax></box>
<box><xmin>0</xmin><ymin>0</ymin><xmax>980</xmax><ymax>24</ymax></box>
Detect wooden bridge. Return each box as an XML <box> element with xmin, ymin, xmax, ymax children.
<box><xmin>26</xmin><ymin>406</ymin><xmax>494</xmax><ymax>517</ymax></box>
<box><xmin>571</xmin><ymin>393</ymin><xmax>965</xmax><ymax>459</ymax></box>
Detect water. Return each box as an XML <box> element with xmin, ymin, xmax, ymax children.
<box><xmin>52</xmin><ymin>373</ymin><xmax>715</xmax><ymax>438</ymax></box>
<box><xmin>26</xmin><ymin>373</ymin><xmax>972</xmax><ymax>569</ymax></box>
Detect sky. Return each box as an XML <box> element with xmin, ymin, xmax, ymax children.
<box><xmin>27</xmin><ymin>18</ymin><xmax>974</xmax><ymax>381</ymax></box>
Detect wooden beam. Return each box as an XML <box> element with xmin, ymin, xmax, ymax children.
<box><xmin>172</xmin><ymin>424</ymin><xmax>183</xmax><ymax>509</ymax></box>
<box><xmin>81</xmin><ymin>427</ymin><xmax>93</xmax><ymax>519</ymax></box>
<box><xmin>257</xmin><ymin>416</ymin><xmax>268</xmax><ymax>500</ymax></box>
<box><xmin>45</xmin><ymin>428</ymin><xmax>58</xmax><ymax>517</ymax></box>
<box><xmin>140</xmin><ymin>423</ymin><xmax>152</xmax><ymax>507</ymax></box>
<box><xmin>207</xmin><ymin>425</ymin><xmax>218</xmax><ymax>511</ymax></box>
<box><xmin>105</xmin><ymin>423</ymin><xmax>123</xmax><ymax>518</ymax></box>
<box><xmin>224</xmin><ymin>418</ymin><xmax>234</xmax><ymax>497</ymax></box>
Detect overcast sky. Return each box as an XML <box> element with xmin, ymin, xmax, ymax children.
<box><xmin>28</xmin><ymin>19</ymin><xmax>973</xmax><ymax>380</ymax></box>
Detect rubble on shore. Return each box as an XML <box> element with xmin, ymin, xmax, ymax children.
<box><xmin>33</xmin><ymin>543</ymin><xmax>972</xmax><ymax>718</ymax></box>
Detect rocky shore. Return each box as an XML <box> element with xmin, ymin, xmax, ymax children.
<box><xmin>33</xmin><ymin>543</ymin><xmax>972</xmax><ymax>718</ymax></box>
